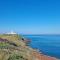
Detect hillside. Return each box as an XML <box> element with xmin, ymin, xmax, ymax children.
<box><xmin>0</xmin><ymin>34</ymin><xmax>58</xmax><ymax>60</ymax></box>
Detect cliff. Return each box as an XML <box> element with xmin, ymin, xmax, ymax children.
<box><xmin>0</xmin><ymin>34</ymin><xmax>58</xmax><ymax>60</ymax></box>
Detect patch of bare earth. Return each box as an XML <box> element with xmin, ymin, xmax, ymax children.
<box><xmin>32</xmin><ymin>51</ymin><xmax>57</xmax><ymax>60</ymax></box>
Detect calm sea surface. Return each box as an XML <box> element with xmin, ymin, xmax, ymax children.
<box><xmin>23</xmin><ymin>35</ymin><xmax>60</xmax><ymax>59</ymax></box>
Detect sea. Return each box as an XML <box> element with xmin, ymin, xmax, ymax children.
<box><xmin>23</xmin><ymin>35</ymin><xmax>60</xmax><ymax>59</ymax></box>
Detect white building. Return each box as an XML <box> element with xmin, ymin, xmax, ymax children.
<box><xmin>6</xmin><ymin>31</ymin><xmax>17</xmax><ymax>34</ymax></box>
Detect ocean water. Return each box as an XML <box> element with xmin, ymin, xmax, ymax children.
<box><xmin>23</xmin><ymin>35</ymin><xmax>60</xmax><ymax>59</ymax></box>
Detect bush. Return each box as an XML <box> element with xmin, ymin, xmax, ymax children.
<box><xmin>8</xmin><ymin>54</ymin><xmax>24</xmax><ymax>60</ymax></box>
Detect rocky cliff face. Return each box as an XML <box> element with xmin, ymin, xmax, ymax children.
<box><xmin>0</xmin><ymin>34</ymin><xmax>58</xmax><ymax>60</ymax></box>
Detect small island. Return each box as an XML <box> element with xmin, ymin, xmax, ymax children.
<box><xmin>0</xmin><ymin>32</ymin><xmax>58</xmax><ymax>60</ymax></box>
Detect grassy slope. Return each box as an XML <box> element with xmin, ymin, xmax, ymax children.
<box><xmin>0</xmin><ymin>34</ymin><xmax>34</xmax><ymax>60</ymax></box>
<box><xmin>0</xmin><ymin>34</ymin><xmax>25</xmax><ymax>46</ymax></box>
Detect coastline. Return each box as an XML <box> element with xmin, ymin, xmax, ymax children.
<box><xmin>0</xmin><ymin>34</ymin><xmax>59</xmax><ymax>60</ymax></box>
<box><xmin>22</xmin><ymin>36</ymin><xmax>58</xmax><ymax>60</ymax></box>
<box><xmin>23</xmin><ymin>35</ymin><xmax>60</xmax><ymax>60</ymax></box>
<box><xmin>32</xmin><ymin>50</ymin><xmax>58</xmax><ymax>60</ymax></box>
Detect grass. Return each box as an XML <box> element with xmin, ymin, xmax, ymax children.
<box><xmin>0</xmin><ymin>42</ymin><xmax>9</xmax><ymax>46</ymax></box>
<box><xmin>0</xmin><ymin>34</ymin><xmax>34</xmax><ymax>60</ymax></box>
<box><xmin>0</xmin><ymin>34</ymin><xmax>26</xmax><ymax>46</ymax></box>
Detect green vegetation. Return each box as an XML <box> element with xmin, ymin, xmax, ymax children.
<box><xmin>0</xmin><ymin>34</ymin><xmax>34</xmax><ymax>60</ymax></box>
<box><xmin>0</xmin><ymin>42</ymin><xmax>9</xmax><ymax>46</ymax></box>
<box><xmin>0</xmin><ymin>34</ymin><xmax>26</xmax><ymax>46</ymax></box>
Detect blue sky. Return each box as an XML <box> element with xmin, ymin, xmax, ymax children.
<box><xmin>0</xmin><ymin>0</ymin><xmax>60</xmax><ymax>34</ymax></box>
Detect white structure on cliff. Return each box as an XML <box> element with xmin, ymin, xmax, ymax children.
<box><xmin>6</xmin><ymin>31</ymin><xmax>17</xmax><ymax>34</ymax></box>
